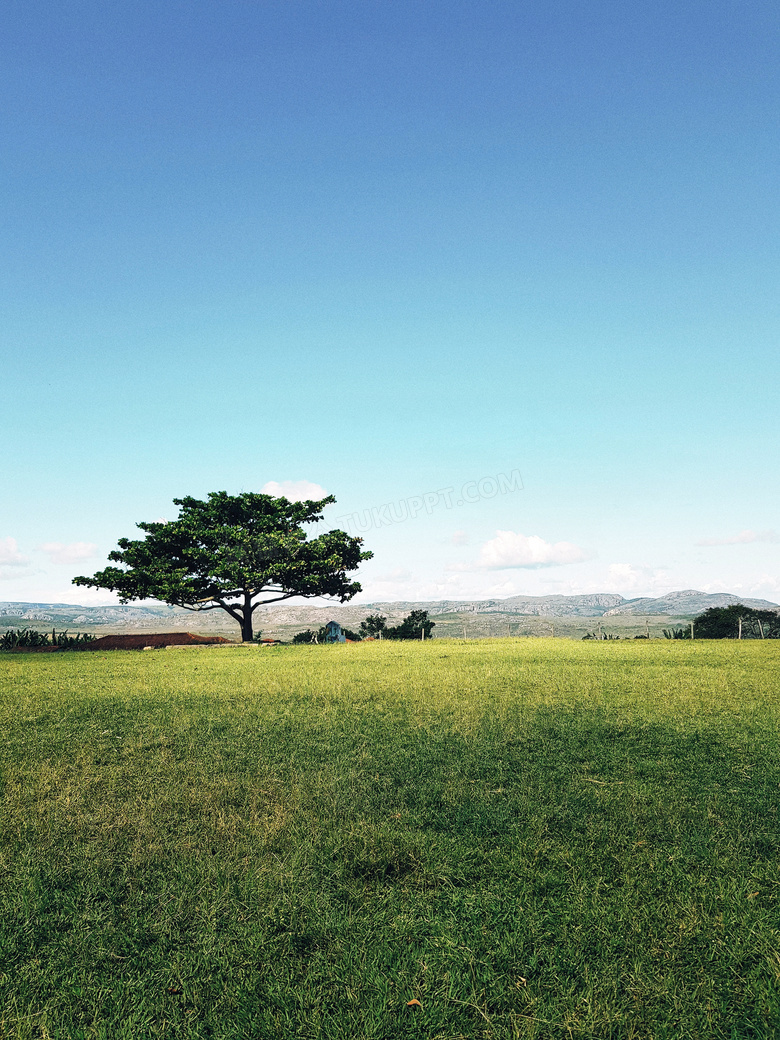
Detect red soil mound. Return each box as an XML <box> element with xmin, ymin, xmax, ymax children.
<box><xmin>80</xmin><ymin>633</ymin><xmax>233</xmax><ymax>650</ymax></box>
<box><xmin>6</xmin><ymin>646</ymin><xmax>62</xmax><ymax>653</ymax></box>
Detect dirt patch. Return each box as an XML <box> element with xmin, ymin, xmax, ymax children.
<box><xmin>5</xmin><ymin>646</ymin><xmax>63</xmax><ymax>653</ymax></box>
<box><xmin>78</xmin><ymin>633</ymin><xmax>234</xmax><ymax>651</ymax></box>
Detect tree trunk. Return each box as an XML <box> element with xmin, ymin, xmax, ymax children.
<box><xmin>240</xmin><ymin>592</ymin><xmax>254</xmax><ymax>641</ymax></box>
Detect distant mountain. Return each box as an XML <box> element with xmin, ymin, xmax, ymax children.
<box><xmin>1</xmin><ymin>590</ymin><xmax>776</xmax><ymax>633</ymax></box>
<box><xmin>0</xmin><ymin>601</ymin><xmax>184</xmax><ymax>626</ymax></box>
<box><xmin>603</xmin><ymin>590</ymin><xmax>780</xmax><ymax>616</ymax></box>
<box><xmin>355</xmin><ymin>593</ymin><xmax>625</xmax><ymax>618</ymax></box>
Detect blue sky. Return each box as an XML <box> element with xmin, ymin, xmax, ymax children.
<box><xmin>2</xmin><ymin>0</ymin><xmax>779</xmax><ymax>606</ymax></box>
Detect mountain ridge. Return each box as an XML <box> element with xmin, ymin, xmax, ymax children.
<box><xmin>1</xmin><ymin>589</ymin><xmax>777</xmax><ymax>631</ymax></box>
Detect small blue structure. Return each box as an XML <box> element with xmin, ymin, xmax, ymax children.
<box><xmin>323</xmin><ymin>620</ymin><xmax>346</xmax><ymax>643</ymax></box>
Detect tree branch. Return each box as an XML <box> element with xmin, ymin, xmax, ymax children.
<box><xmin>250</xmin><ymin>592</ymin><xmax>298</xmax><ymax>613</ymax></box>
<box><xmin>193</xmin><ymin>592</ymin><xmax>243</xmax><ymax>604</ymax></box>
<box><xmin>179</xmin><ymin>601</ymin><xmax>244</xmax><ymax>623</ymax></box>
<box><xmin>216</xmin><ymin>600</ymin><xmax>244</xmax><ymax>624</ymax></box>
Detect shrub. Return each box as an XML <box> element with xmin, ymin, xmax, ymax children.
<box><xmin>292</xmin><ymin>630</ymin><xmax>317</xmax><ymax>644</ymax></box>
<box><xmin>1</xmin><ymin>629</ymin><xmax>50</xmax><ymax>650</ymax></box>
<box><xmin>0</xmin><ymin>628</ymin><xmax>95</xmax><ymax>651</ymax></box>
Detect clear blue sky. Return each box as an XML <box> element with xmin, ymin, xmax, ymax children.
<box><xmin>2</xmin><ymin>0</ymin><xmax>778</xmax><ymax>606</ymax></box>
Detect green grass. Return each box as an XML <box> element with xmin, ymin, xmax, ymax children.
<box><xmin>1</xmin><ymin>639</ymin><xmax>779</xmax><ymax>1039</ymax></box>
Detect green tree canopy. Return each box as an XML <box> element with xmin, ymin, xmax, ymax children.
<box><xmin>384</xmin><ymin>609</ymin><xmax>435</xmax><ymax>640</ymax></box>
<box><xmin>73</xmin><ymin>491</ymin><xmax>372</xmax><ymax>641</ymax></box>
<box><xmin>693</xmin><ymin>605</ymin><xmax>779</xmax><ymax>639</ymax></box>
<box><xmin>359</xmin><ymin>614</ymin><xmax>387</xmax><ymax>639</ymax></box>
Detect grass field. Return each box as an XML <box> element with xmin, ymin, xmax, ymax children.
<box><xmin>1</xmin><ymin>639</ymin><xmax>779</xmax><ymax>1039</ymax></box>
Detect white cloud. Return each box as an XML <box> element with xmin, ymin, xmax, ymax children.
<box><xmin>700</xmin><ymin>579</ymin><xmax>742</xmax><ymax>593</ymax></box>
<box><xmin>603</xmin><ymin>563</ymin><xmax>672</xmax><ymax>595</ymax></box>
<box><xmin>0</xmin><ymin>537</ymin><xmax>36</xmax><ymax>582</ymax></box>
<box><xmin>696</xmin><ymin>529</ymin><xmax>778</xmax><ymax>546</ymax></box>
<box><xmin>698</xmin><ymin>574</ymin><xmax>780</xmax><ymax>602</ymax></box>
<box><xmin>351</xmin><ymin>560</ymin><xmax>490</xmax><ymax>604</ymax></box>
<box><xmin>748</xmin><ymin>574</ymin><xmax>780</xmax><ymax>600</ymax></box>
<box><xmin>261</xmin><ymin>480</ymin><xmax>329</xmax><ymax>502</ymax></box>
<box><xmin>475</xmin><ymin>530</ymin><xmax>590</xmax><ymax>570</ymax></box>
<box><xmin>38</xmin><ymin>542</ymin><xmax>99</xmax><ymax>565</ymax></box>
<box><xmin>451</xmin><ymin>530</ymin><xmax>469</xmax><ymax>546</ymax></box>
<box><xmin>371</xmin><ymin>567</ymin><xmax>413</xmax><ymax>584</ymax></box>
<box><xmin>0</xmin><ymin>537</ymin><xmax>29</xmax><ymax>568</ymax></box>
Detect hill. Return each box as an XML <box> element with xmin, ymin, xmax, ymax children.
<box><xmin>1</xmin><ymin>590</ymin><xmax>776</xmax><ymax>642</ymax></box>
<box><xmin>603</xmin><ymin>590</ymin><xmax>779</xmax><ymax>615</ymax></box>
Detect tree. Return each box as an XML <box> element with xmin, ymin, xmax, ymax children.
<box><xmin>693</xmin><ymin>605</ymin><xmax>780</xmax><ymax>639</ymax></box>
<box><xmin>385</xmin><ymin>610</ymin><xmax>435</xmax><ymax>640</ymax></box>
<box><xmin>359</xmin><ymin>614</ymin><xmax>387</xmax><ymax>639</ymax></box>
<box><xmin>73</xmin><ymin>491</ymin><xmax>372</xmax><ymax>642</ymax></box>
